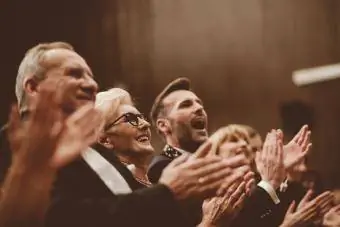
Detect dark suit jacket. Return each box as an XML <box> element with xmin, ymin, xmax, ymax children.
<box><xmin>231</xmin><ymin>180</ymin><xmax>306</xmax><ymax>227</ymax></box>
<box><xmin>148</xmin><ymin>144</ymin><xmax>180</xmax><ymax>184</ymax></box>
<box><xmin>0</xmin><ymin>126</ymin><xmax>188</xmax><ymax>227</ymax></box>
<box><xmin>148</xmin><ymin>145</ymin><xmax>307</xmax><ymax>227</ymax></box>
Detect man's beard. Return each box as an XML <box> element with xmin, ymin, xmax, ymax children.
<box><xmin>175</xmin><ymin>123</ymin><xmax>205</xmax><ymax>153</ymax></box>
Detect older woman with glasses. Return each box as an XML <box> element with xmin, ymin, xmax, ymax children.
<box><xmin>95</xmin><ymin>88</ymin><xmax>154</xmax><ymax>187</ymax></box>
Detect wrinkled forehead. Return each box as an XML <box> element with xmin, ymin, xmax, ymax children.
<box><xmin>44</xmin><ymin>48</ymin><xmax>92</xmax><ymax>73</ymax></box>
<box><xmin>162</xmin><ymin>90</ymin><xmax>200</xmax><ymax>108</ymax></box>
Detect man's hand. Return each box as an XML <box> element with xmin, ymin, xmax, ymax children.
<box><xmin>200</xmin><ymin>181</ymin><xmax>247</xmax><ymax>227</ymax></box>
<box><xmin>280</xmin><ymin>190</ymin><xmax>334</xmax><ymax>227</ymax></box>
<box><xmin>283</xmin><ymin>125</ymin><xmax>312</xmax><ymax>170</ymax></box>
<box><xmin>51</xmin><ymin>104</ymin><xmax>103</xmax><ymax>168</ymax></box>
<box><xmin>323</xmin><ymin>204</ymin><xmax>340</xmax><ymax>226</ymax></box>
<box><xmin>255</xmin><ymin>130</ymin><xmax>286</xmax><ymax>190</ymax></box>
<box><xmin>7</xmin><ymin>78</ymin><xmax>102</xmax><ymax>171</ymax></box>
<box><xmin>159</xmin><ymin>141</ymin><xmax>249</xmax><ymax>201</ymax></box>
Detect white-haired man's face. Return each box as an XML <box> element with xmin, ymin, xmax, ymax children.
<box><xmin>27</xmin><ymin>49</ymin><xmax>98</xmax><ymax>114</ymax></box>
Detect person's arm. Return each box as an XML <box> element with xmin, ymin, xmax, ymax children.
<box><xmin>0</xmin><ymin>158</ymin><xmax>56</xmax><ymax>227</ymax></box>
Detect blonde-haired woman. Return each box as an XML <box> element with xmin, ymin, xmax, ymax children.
<box><xmin>199</xmin><ymin>125</ymin><xmax>256</xmax><ymax>227</ymax></box>
<box><xmin>209</xmin><ymin>124</ymin><xmax>258</xmax><ymax>174</ymax></box>
<box><xmin>95</xmin><ymin>88</ymin><xmax>154</xmax><ymax>187</ymax></box>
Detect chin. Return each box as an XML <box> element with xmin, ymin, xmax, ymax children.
<box><xmin>135</xmin><ymin>144</ymin><xmax>155</xmax><ymax>154</ymax></box>
<box><xmin>76</xmin><ymin>99</ymin><xmax>95</xmax><ymax>107</ymax></box>
<box><xmin>193</xmin><ymin>134</ymin><xmax>209</xmax><ymax>143</ymax></box>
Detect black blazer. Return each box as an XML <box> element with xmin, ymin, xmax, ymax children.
<box><xmin>0</xmin><ymin>127</ymin><xmax>188</xmax><ymax>227</ymax></box>
<box><xmin>148</xmin><ymin>144</ymin><xmax>180</xmax><ymax>184</ymax></box>
<box><xmin>231</xmin><ymin>181</ymin><xmax>306</xmax><ymax>227</ymax></box>
<box><xmin>46</xmin><ymin>144</ymin><xmax>189</xmax><ymax>227</ymax></box>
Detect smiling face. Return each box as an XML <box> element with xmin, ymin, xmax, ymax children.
<box><xmin>103</xmin><ymin>104</ymin><xmax>154</xmax><ymax>156</ymax></box>
<box><xmin>218</xmin><ymin>134</ymin><xmax>249</xmax><ymax>159</ymax></box>
<box><xmin>159</xmin><ymin>90</ymin><xmax>208</xmax><ymax>152</ymax></box>
<box><xmin>34</xmin><ymin>49</ymin><xmax>98</xmax><ymax>113</ymax></box>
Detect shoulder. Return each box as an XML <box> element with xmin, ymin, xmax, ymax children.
<box><xmin>147</xmin><ymin>154</ymin><xmax>172</xmax><ymax>184</ymax></box>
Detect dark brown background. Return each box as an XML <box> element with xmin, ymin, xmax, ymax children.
<box><xmin>1</xmin><ymin>0</ymin><xmax>339</xmax><ymax>188</ymax></box>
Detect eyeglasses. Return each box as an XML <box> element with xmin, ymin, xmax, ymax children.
<box><xmin>104</xmin><ymin>112</ymin><xmax>147</xmax><ymax>131</ymax></box>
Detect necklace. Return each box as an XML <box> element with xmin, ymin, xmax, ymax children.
<box><xmin>134</xmin><ymin>177</ymin><xmax>152</xmax><ymax>187</ymax></box>
<box><xmin>120</xmin><ymin>161</ymin><xmax>152</xmax><ymax>187</ymax></box>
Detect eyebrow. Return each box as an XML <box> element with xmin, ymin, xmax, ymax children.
<box><xmin>65</xmin><ymin>65</ymin><xmax>94</xmax><ymax>78</ymax></box>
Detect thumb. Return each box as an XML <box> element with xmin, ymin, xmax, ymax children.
<box><xmin>191</xmin><ymin>140</ymin><xmax>212</xmax><ymax>159</ymax></box>
<box><xmin>300</xmin><ymin>190</ymin><xmax>314</xmax><ymax>207</ymax></box>
<box><xmin>286</xmin><ymin>200</ymin><xmax>296</xmax><ymax>214</ymax></box>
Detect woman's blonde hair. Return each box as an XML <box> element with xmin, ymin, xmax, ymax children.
<box><xmin>95</xmin><ymin>88</ymin><xmax>133</xmax><ymax>130</ymax></box>
<box><xmin>209</xmin><ymin>124</ymin><xmax>250</xmax><ymax>158</ymax></box>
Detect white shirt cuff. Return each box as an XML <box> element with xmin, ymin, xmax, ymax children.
<box><xmin>257</xmin><ymin>181</ymin><xmax>280</xmax><ymax>204</ymax></box>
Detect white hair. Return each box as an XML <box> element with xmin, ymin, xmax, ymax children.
<box><xmin>15</xmin><ymin>42</ymin><xmax>73</xmax><ymax>111</ymax></box>
<box><xmin>95</xmin><ymin>88</ymin><xmax>133</xmax><ymax>126</ymax></box>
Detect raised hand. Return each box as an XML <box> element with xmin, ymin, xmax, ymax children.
<box><xmin>51</xmin><ymin>104</ymin><xmax>103</xmax><ymax>168</ymax></box>
<box><xmin>200</xmin><ymin>182</ymin><xmax>247</xmax><ymax>227</ymax></box>
<box><xmin>255</xmin><ymin>130</ymin><xmax>286</xmax><ymax>190</ymax></box>
<box><xmin>323</xmin><ymin>204</ymin><xmax>340</xmax><ymax>226</ymax></box>
<box><xmin>283</xmin><ymin>125</ymin><xmax>312</xmax><ymax>170</ymax></box>
<box><xmin>280</xmin><ymin>190</ymin><xmax>334</xmax><ymax>227</ymax></box>
<box><xmin>7</xmin><ymin>77</ymin><xmax>102</xmax><ymax>170</ymax></box>
<box><xmin>7</xmin><ymin>79</ymin><xmax>63</xmax><ymax>169</ymax></box>
<box><xmin>159</xmin><ymin>141</ymin><xmax>249</xmax><ymax>201</ymax></box>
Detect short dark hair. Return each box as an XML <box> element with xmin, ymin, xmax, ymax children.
<box><xmin>149</xmin><ymin>77</ymin><xmax>191</xmax><ymax>129</ymax></box>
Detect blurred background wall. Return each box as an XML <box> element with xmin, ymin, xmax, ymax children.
<box><xmin>0</xmin><ymin>0</ymin><xmax>339</xmax><ymax>187</ymax></box>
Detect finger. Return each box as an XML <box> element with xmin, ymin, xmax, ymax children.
<box><xmin>224</xmin><ymin>154</ymin><xmax>250</xmax><ymax>168</ymax></box>
<box><xmin>243</xmin><ymin>171</ymin><xmax>255</xmax><ymax>182</ymax></box>
<box><xmin>233</xmin><ymin>192</ymin><xmax>246</xmax><ymax>210</ymax></box>
<box><xmin>317</xmin><ymin>194</ymin><xmax>334</xmax><ymax>210</ymax></box>
<box><xmin>67</xmin><ymin>104</ymin><xmax>96</xmax><ymax>126</ymax></box>
<box><xmin>301</xmin><ymin>131</ymin><xmax>311</xmax><ymax>151</ymax></box>
<box><xmin>314</xmin><ymin>191</ymin><xmax>332</xmax><ymax>204</ymax></box>
<box><xmin>185</xmin><ymin>156</ymin><xmax>222</xmax><ymax>170</ymax></box>
<box><xmin>276</xmin><ymin>129</ymin><xmax>284</xmax><ymax>141</ymax></box>
<box><xmin>194</xmin><ymin>162</ymin><xmax>232</xmax><ymax>180</ymax></box>
<box><xmin>245</xmin><ymin>178</ymin><xmax>256</xmax><ymax>195</ymax></box>
<box><xmin>80</xmin><ymin>111</ymin><xmax>103</xmax><ymax>137</ymax></box>
<box><xmin>287</xmin><ymin>200</ymin><xmax>296</xmax><ymax>214</ymax></box>
<box><xmin>319</xmin><ymin>202</ymin><xmax>333</xmax><ymax>216</ymax></box>
<box><xmin>294</xmin><ymin>125</ymin><xmax>308</xmax><ymax>144</ymax></box>
<box><xmin>229</xmin><ymin>182</ymin><xmax>246</xmax><ymax>205</ymax></box>
<box><xmin>333</xmin><ymin>203</ymin><xmax>340</xmax><ymax>212</ymax></box>
<box><xmin>34</xmin><ymin>83</ymin><xmax>59</xmax><ymax>124</ymax></box>
<box><xmin>193</xmin><ymin>140</ymin><xmax>212</xmax><ymax>159</ymax></box>
<box><xmin>216</xmin><ymin>171</ymin><xmax>245</xmax><ymax>196</ymax></box>
<box><xmin>304</xmin><ymin>143</ymin><xmax>312</xmax><ymax>154</ymax></box>
<box><xmin>300</xmin><ymin>190</ymin><xmax>314</xmax><ymax>205</ymax></box>
<box><xmin>51</xmin><ymin>141</ymin><xmax>84</xmax><ymax>168</ymax></box>
<box><xmin>168</xmin><ymin>153</ymin><xmax>190</xmax><ymax>167</ymax></box>
<box><xmin>297</xmin><ymin>125</ymin><xmax>308</xmax><ymax>145</ymax></box>
<box><xmin>277</xmin><ymin>139</ymin><xmax>284</xmax><ymax>165</ymax></box>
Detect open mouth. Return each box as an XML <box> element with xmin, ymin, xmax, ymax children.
<box><xmin>77</xmin><ymin>95</ymin><xmax>95</xmax><ymax>101</ymax></box>
<box><xmin>191</xmin><ymin>117</ymin><xmax>207</xmax><ymax>130</ymax></box>
<box><xmin>136</xmin><ymin>134</ymin><xmax>150</xmax><ymax>143</ymax></box>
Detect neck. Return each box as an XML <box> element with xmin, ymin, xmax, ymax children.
<box><xmin>166</xmin><ymin>137</ymin><xmax>200</xmax><ymax>153</ymax></box>
<box><xmin>118</xmin><ymin>154</ymin><xmax>151</xmax><ymax>182</ymax></box>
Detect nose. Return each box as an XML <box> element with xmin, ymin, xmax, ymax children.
<box><xmin>239</xmin><ymin>139</ymin><xmax>248</xmax><ymax>148</ymax></box>
<box><xmin>193</xmin><ymin>102</ymin><xmax>205</xmax><ymax>115</ymax></box>
<box><xmin>138</xmin><ymin>117</ymin><xmax>151</xmax><ymax>130</ymax></box>
<box><xmin>81</xmin><ymin>75</ymin><xmax>98</xmax><ymax>96</ymax></box>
